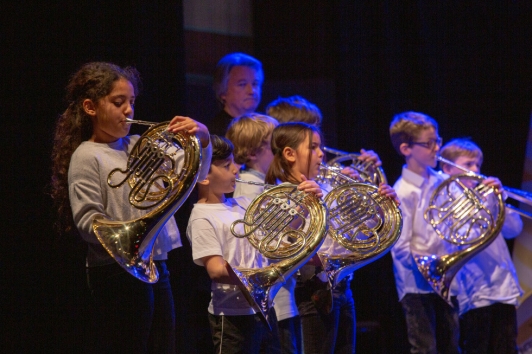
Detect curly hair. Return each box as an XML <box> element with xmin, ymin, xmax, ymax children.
<box><xmin>50</xmin><ymin>62</ymin><xmax>141</xmax><ymax>233</ymax></box>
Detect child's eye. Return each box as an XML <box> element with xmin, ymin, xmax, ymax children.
<box><xmin>114</xmin><ymin>101</ymin><xmax>123</xmax><ymax>107</ymax></box>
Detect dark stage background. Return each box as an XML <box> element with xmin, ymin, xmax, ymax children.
<box><xmin>3</xmin><ymin>1</ymin><xmax>532</xmax><ymax>353</ymax></box>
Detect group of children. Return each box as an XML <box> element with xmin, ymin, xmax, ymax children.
<box><xmin>50</xmin><ymin>61</ymin><xmax>523</xmax><ymax>354</ymax></box>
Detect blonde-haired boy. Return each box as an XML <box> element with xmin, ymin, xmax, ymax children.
<box><xmin>389</xmin><ymin>111</ymin><xmax>460</xmax><ymax>354</ymax></box>
<box><xmin>226</xmin><ymin>113</ymin><xmax>278</xmax><ymax>199</ymax></box>
<box><xmin>440</xmin><ymin>138</ymin><xmax>522</xmax><ymax>353</ymax></box>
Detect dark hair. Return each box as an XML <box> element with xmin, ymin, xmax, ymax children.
<box><xmin>50</xmin><ymin>62</ymin><xmax>141</xmax><ymax>233</ymax></box>
<box><xmin>265</xmin><ymin>122</ymin><xmax>321</xmax><ymax>184</ymax></box>
<box><xmin>210</xmin><ymin>134</ymin><xmax>234</xmax><ymax>163</ymax></box>
<box><xmin>213</xmin><ymin>52</ymin><xmax>263</xmax><ymax>105</ymax></box>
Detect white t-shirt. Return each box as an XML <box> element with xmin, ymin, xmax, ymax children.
<box><xmin>187</xmin><ymin>197</ymin><xmax>268</xmax><ymax>316</ymax></box>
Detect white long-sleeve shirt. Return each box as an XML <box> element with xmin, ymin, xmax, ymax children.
<box><xmin>454</xmin><ymin>204</ymin><xmax>523</xmax><ymax>315</ymax></box>
<box><xmin>391</xmin><ymin>166</ymin><xmax>454</xmax><ymax>301</ymax></box>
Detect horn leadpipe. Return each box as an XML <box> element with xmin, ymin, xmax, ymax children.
<box><xmin>437</xmin><ymin>156</ymin><xmax>532</xmax><ymax>219</ymax></box>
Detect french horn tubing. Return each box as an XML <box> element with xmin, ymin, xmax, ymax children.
<box><xmin>323</xmin><ymin>146</ymin><xmax>388</xmax><ymax>185</ymax></box>
<box><xmin>229</xmin><ymin>183</ymin><xmax>328</xmax><ymax>327</ymax></box>
<box><xmin>316</xmin><ymin>164</ymin><xmax>403</xmax><ymax>287</ymax></box>
<box><xmin>438</xmin><ymin>156</ymin><xmax>532</xmax><ymax>219</ymax></box>
<box><xmin>413</xmin><ymin>162</ymin><xmax>506</xmax><ymax>302</ymax></box>
<box><xmin>92</xmin><ymin>119</ymin><xmax>201</xmax><ymax>283</ymax></box>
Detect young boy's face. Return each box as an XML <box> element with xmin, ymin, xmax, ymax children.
<box><xmin>407</xmin><ymin>127</ymin><xmax>441</xmax><ymax>170</ymax></box>
<box><xmin>444</xmin><ymin>155</ymin><xmax>482</xmax><ymax>176</ymax></box>
<box><xmin>207</xmin><ymin>154</ymin><xmax>239</xmax><ymax>195</ymax></box>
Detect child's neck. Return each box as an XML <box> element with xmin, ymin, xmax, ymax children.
<box><xmin>246</xmin><ymin>162</ymin><xmax>266</xmax><ymax>176</ymax></box>
<box><xmin>405</xmin><ymin>158</ymin><xmax>431</xmax><ymax>179</ymax></box>
<box><xmin>197</xmin><ymin>187</ymin><xmax>227</xmax><ymax>204</ymax></box>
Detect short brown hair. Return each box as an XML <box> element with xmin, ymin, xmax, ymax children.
<box><xmin>439</xmin><ymin>138</ymin><xmax>483</xmax><ymax>170</ymax></box>
<box><xmin>389</xmin><ymin>111</ymin><xmax>439</xmax><ymax>155</ymax></box>
<box><xmin>225</xmin><ymin>113</ymin><xmax>278</xmax><ymax>165</ymax></box>
<box><xmin>265</xmin><ymin>95</ymin><xmax>322</xmax><ymax>127</ymax></box>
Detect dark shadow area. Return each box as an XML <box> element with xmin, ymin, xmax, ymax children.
<box><xmin>3</xmin><ymin>1</ymin><xmax>532</xmax><ymax>352</ymax></box>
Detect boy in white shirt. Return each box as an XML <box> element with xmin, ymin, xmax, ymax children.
<box><xmin>389</xmin><ymin>111</ymin><xmax>460</xmax><ymax>354</ymax></box>
<box><xmin>439</xmin><ymin>138</ymin><xmax>523</xmax><ymax>354</ymax></box>
<box><xmin>187</xmin><ymin>135</ymin><xmax>322</xmax><ymax>353</ymax></box>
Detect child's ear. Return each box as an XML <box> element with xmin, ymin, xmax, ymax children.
<box><xmin>442</xmin><ymin>164</ymin><xmax>451</xmax><ymax>174</ymax></box>
<box><xmin>82</xmin><ymin>99</ymin><xmax>97</xmax><ymax>116</ymax></box>
<box><xmin>198</xmin><ymin>178</ymin><xmax>210</xmax><ymax>186</ymax></box>
<box><xmin>282</xmin><ymin>147</ymin><xmax>297</xmax><ymax>163</ymax></box>
<box><xmin>248</xmin><ymin>150</ymin><xmax>257</xmax><ymax>162</ymax></box>
<box><xmin>399</xmin><ymin>143</ymin><xmax>411</xmax><ymax>157</ymax></box>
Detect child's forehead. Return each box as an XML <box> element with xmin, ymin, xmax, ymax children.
<box><xmin>455</xmin><ymin>154</ymin><xmax>482</xmax><ymax>163</ymax></box>
<box><xmin>415</xmin><ymin>126</ymin><xmax>437</xmax><ymax>138</ymax></box>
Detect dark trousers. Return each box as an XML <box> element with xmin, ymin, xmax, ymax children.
<box><xmin>86</xmin><ymin>261</ymin><xmax>175</xmax><ymax>354</ymax></box>
<box><xmin>208</xmin><ymin>311</ymin><xmax>281</xmax><ymax>354</ymax></box>
<box><xmin>297</xmin><ymin>281</ymin><xmax>356</xmax><ymax>354</ymax></box>
<box><xmin>400</xmin><ymin>293</ymin><xmax>460</xmax><ymax>354</ymax></box>
<box><xmin>278</xmin><ymin>315</ymin><xmax>303</xmax><ymax>354</ymax></box>
<box><xmin>459</xmin><ymin>303</ymin><xmax>518</xmax><ymax>354</ymax></box>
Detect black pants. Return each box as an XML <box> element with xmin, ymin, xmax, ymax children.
<box><xmin>208</xmin><ymin>310</ymin><xmax>281</xmax><ymax>354</ymax></box>
<box><xmin>400</xmin><ymin>293</ymin><xmax>460</xmax><ymax>354</ymax></box>
<box><xmin>459</xmin><ymin>303</ymin><xmax>518</xmax><ymax>354</ymax></box>
<box><xmin>86</xmin><ymin>261</ymin><xmax>175</xmax><ymax>354</ymax></box>
<box><xmin>296</xmin><ymin>278</ymin><xmax>356</xmax><ymax>354</ymax></box>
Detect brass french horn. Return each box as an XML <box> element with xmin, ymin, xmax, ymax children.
<box><xmin>413</xmin><ymin>159</ymin><xmax>506</xmax><ymax>302</ymax></box>
<box><xmin>229</xmin><ymin>183</ymin><xmax>328</xmax><ymax>326</ymax></box>
<box><xmin>316</xmin><ymin>165</ymin><xmax>403</xmax><ymax>287</ymax></box>
<box><xmin>323</xmin><ymin>146</ymin><xmax>388</xmax><ymax>185</ymax></box>
<box><xmin>93</xmin><ymin>119</ymin><xmax>201</xmax><ymax>283</ymax></box>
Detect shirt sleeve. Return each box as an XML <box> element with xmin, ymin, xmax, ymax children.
<box><xmin>187</xmin><ymin>217</ymin><xmax>223</xmax><ymax>266</ymax></box>
<box><xmin>501</xmin><ymin>208</ymin><xmax>523</xmax><ymax>239</ymax></box>
<box><xmin>69</xmin><ymin>153</ymin><xmax>107</xmax><ymax>245</ymax></box>
<box><xmin>392</xmin><ymin>195</ymin><xmax>414</xmax><ymax>265</ymax></box>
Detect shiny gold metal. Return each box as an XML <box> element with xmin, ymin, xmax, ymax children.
<box><xmin>323</xmin><ymin>146</ymin><xmax>388</xmax><ymax>185</ymax></box>
<box><xmin>316</xmin><ymin>164</ymin><xmax>402</xmax><ymax>287</ymax></box>
<box><xmin>229</xmin><ymin>184</ymin><xmax>328</xmax><ymax>327</ymax></box>
<box><xmin>92</xmin><ymin>121</ymin><xmax>201</xmax><ymax>283</ymax></box>
<box><xmin>414</xmin><ymin>172</ymin><xmax>505</xmax><ymax>302</ymax></box>
<box><xmin>438</xmin><ymin>156</ymin><xmax>532</xmax><ymax>219</ymax></box>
